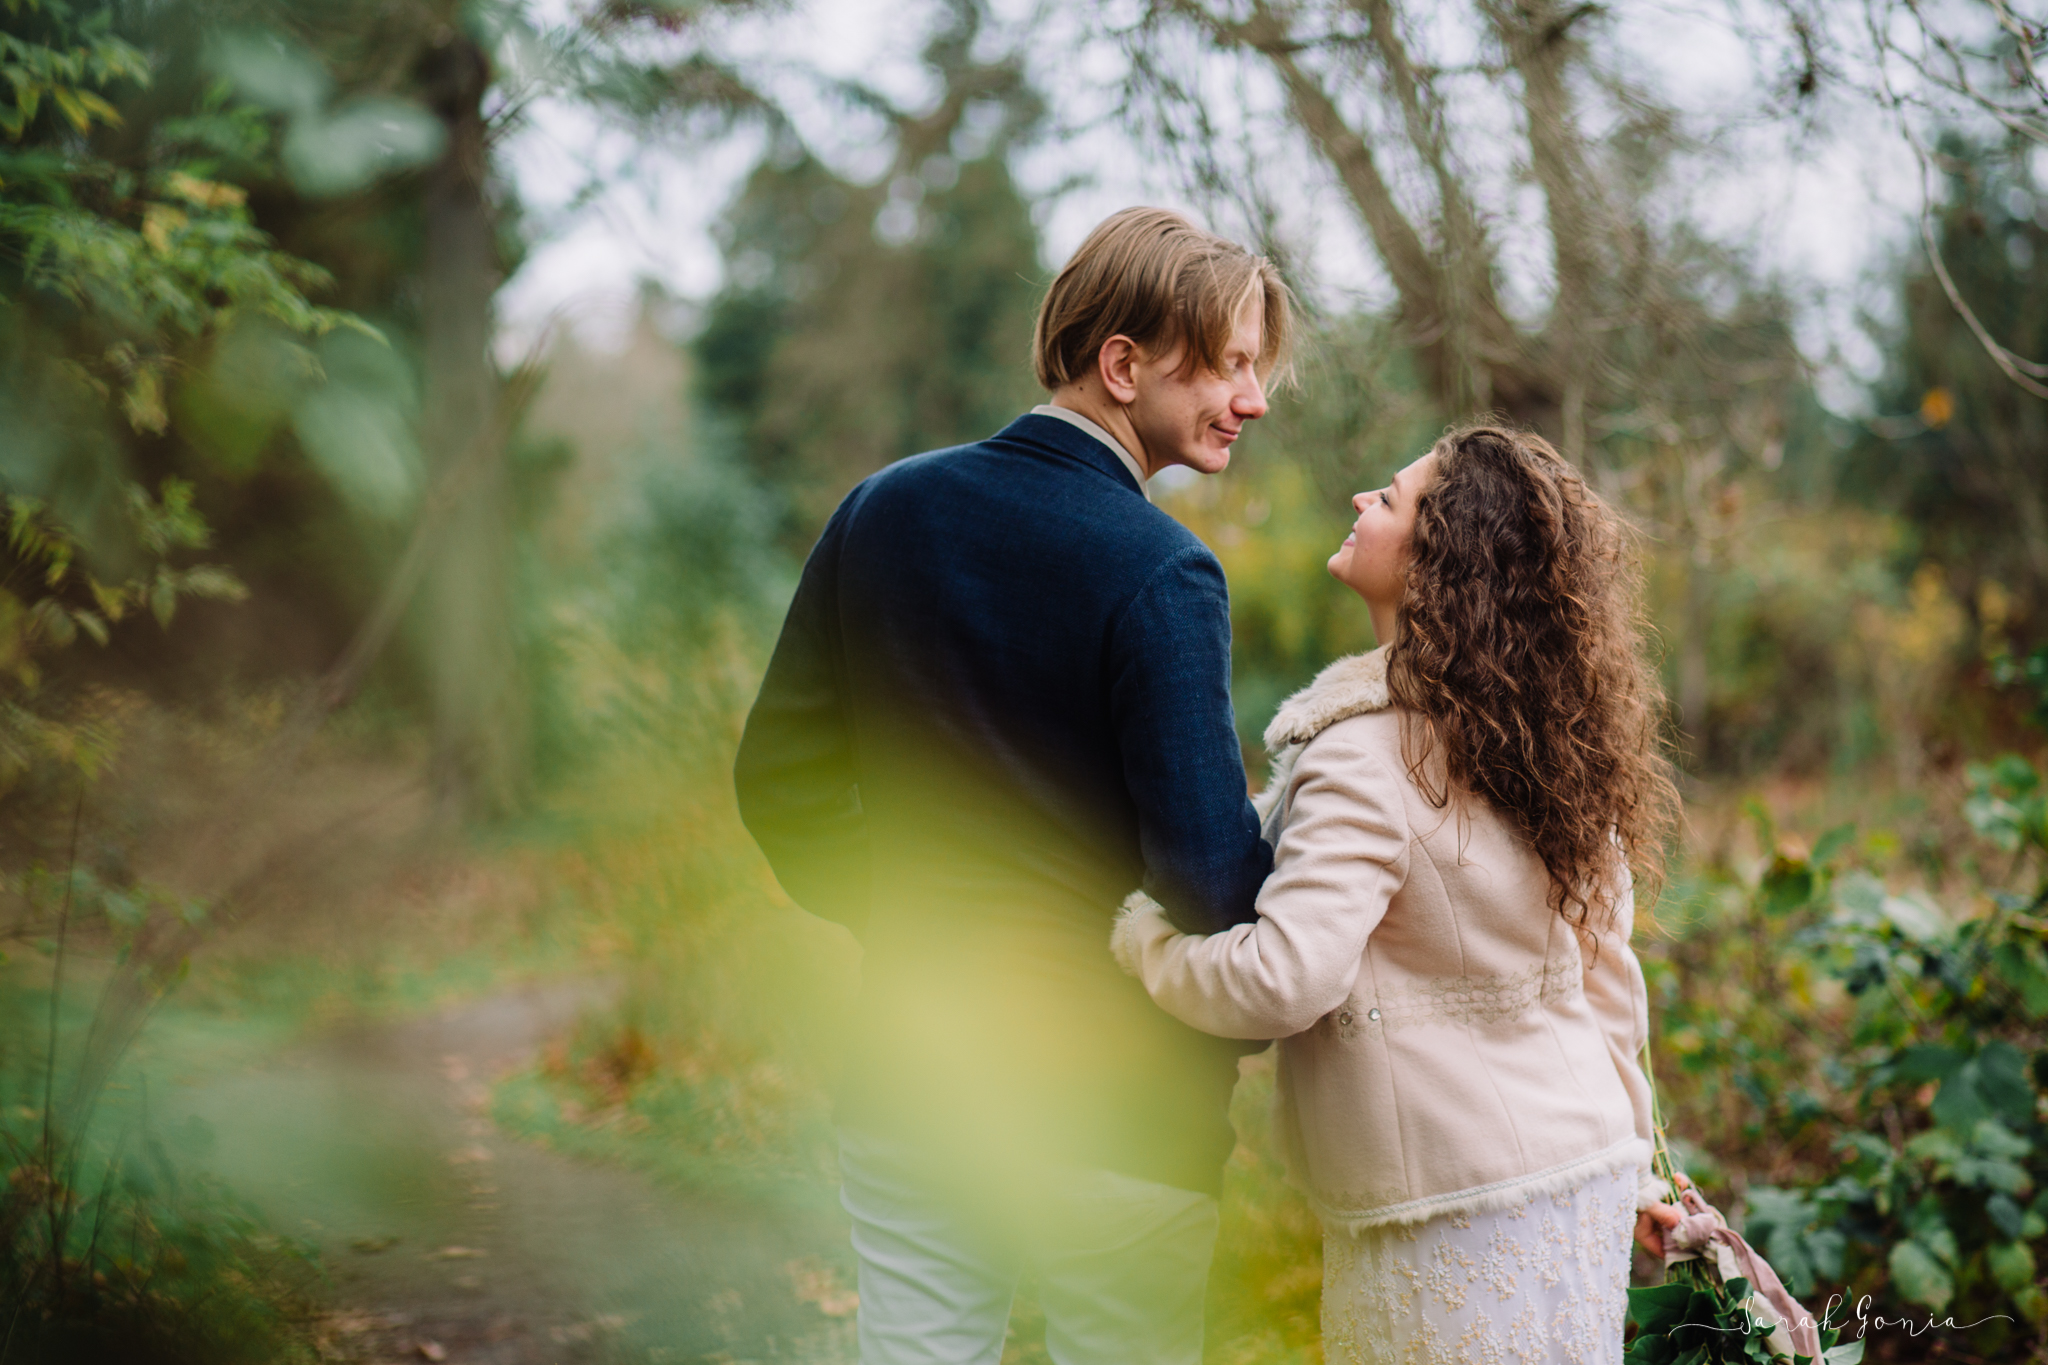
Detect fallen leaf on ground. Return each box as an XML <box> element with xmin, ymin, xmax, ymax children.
<box><xmin>786</xmin><ymin>1256</ymin><xmax>860</xmax><ymax>1317</ymax></box>
<box><xmin>319</xmin><ymin>1311</ymin><xmax>381</xmax><ymax>1335</ymax></box>
<box><xmin>549</xmin><ymin>1316</ymin><xmax>629</xmax><ymax>1346</ymax></box>
<box><xmin>417</xmin><ymin>1343</ymin><xmax>447</xmax><ymax>1362</ymax></box>
<box><xmin>433</xmin><ymin>1245</ymin><xmax>488</xmax><ymax>1259</ymax></box>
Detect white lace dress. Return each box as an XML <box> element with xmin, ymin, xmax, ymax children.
<box><xmin>1320</xmin><ymin>1163</ymin><xmax>1638</xmax><ymax>1365</ymax></box>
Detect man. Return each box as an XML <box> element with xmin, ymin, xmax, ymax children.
<box><xmin>734</xmin><ymin>207</ymin><xmax>1292</xmax><ymax>1365</ymax></box>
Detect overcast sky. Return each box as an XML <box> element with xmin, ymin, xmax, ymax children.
<box><xmin>497</xmin><ymin>0</ymin><xmax>1933</xmax><ymax>411</ymax></box>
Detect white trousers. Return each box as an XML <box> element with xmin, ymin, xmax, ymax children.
<box><xmin>837</xmin><ymin>1128</ymin><xmax>1220</xmax><ymax>1365</ymax></box>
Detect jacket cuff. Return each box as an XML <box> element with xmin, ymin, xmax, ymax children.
<box><xmin>1110</xmin><ymin>890</ymin><xmax>1173</xmax><ymax>977</ymax></box>
<box><xmin>1636</xmin><ymin>1167</ymin><xmax>1677</xmax><ymax>1210</ymax></box>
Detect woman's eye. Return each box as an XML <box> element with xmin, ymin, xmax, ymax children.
<box><xmin>1378</xmin><ymin>490</ymin><xmax>1391</xmax><ymax>508</ymax></box>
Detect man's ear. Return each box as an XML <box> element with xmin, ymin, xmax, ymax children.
<box><xmin>1097</xmin><ymin>335</ymin><xmax>1140</xmax><ymax>406</ymax></box>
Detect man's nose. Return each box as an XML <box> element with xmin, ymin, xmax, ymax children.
<box><xmin>1235</xmin><ymin>372</ymin><xmax>1269</xmax><ymax>420</ymax></box>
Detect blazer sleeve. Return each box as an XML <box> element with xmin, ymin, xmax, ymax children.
<box><xmin>1108</xmin><ymin>545</ymin><xmax>1272</xmax><ymax>935</ymax></box>
<box><xmin>733</xmin><ymin>497</ymin><xmax>870</xmax><ymax>932</ymax></box>
<box><xmin>1115</xmin><ymin>729</ymin><xmax>1410</xmax><ymax>1039</ymax></box>
<box><xmin>1582</xmin><ymin>863</ymin><xmax>1665</xmax><ymax>1207</ymax></box>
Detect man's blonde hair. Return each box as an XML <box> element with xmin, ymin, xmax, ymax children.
<box><xmin>1032</xmin><ymin>207</ymin><xmax>1294</xmax><ymax>391</ymax></box>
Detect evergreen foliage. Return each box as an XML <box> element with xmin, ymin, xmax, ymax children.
<box><xmin>694</xmin><ymin>5</ymin><xmax>1044</xmax><ymax>542</ymax></box>
<box><xmin>1847</xmin><ymin>134</ymin><xmax>2048</xmax><ymax>632</ymax></box>
<box><xmin>0</xmin><ymin>2</ymin><xmax>2045</xmax><ymax>1360</ymax></box>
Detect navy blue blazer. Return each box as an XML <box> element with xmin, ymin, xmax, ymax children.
<box><xmin>734</xmin><ymin>412</ymin><xmax>1271</xmax><ymax>1193</ymax></box>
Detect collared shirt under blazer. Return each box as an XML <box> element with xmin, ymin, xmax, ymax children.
<box><xmin>1112</xmin><ymin>647</ymin><xmax>1659</xmax><ymax>1230</ymax></box>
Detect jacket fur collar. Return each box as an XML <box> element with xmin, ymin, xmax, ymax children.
<box><xmin>1252</xmin><ymin>648</ymin><xmax>1391</xmax><ymax>829</ymax></box>
<box><xmin>1263</xmin><ymin>647</ymin><xmax>1390</xmax><ymax>752</ymax></box>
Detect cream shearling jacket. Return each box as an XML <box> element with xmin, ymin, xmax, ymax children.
<box><xmin>1112</xmin><ymin>648</ymin><xmax>1659</xmax><ymax>1230</ymax></box>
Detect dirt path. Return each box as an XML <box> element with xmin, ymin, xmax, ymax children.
<box><xmin>159</xmin><ymin>980</ymin><xmax>855</xmax><ymax>1365</ymax></box>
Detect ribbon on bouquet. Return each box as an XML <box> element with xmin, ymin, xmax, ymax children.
<box><xmin>1663</xmin><ymin>1184</ymin><xmax>1822</xmax><ymax>1361</ymax></box>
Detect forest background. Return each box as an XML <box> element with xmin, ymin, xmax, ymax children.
<box><xmin>3</xmin><ymin>0</ymin><xmax>2048</xmax><ymax>1362</ymax></box>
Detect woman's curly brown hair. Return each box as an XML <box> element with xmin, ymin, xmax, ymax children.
<box><xmin>1388</xmin><ymin>424</ymin><xmax>1680</xmax><ymax>930</ymax></box>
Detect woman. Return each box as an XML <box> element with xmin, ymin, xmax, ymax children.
<box><xmin>1113</xmin><ymin>424</ymin><xmax>1684</xmax><ymax>1363</ymax></box>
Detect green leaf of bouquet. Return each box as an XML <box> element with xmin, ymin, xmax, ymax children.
<box><xmin>1821</xmin><ymin>1341</ymin><xmax>1866</xmax><ymax>1365</ymax></box>
<box><xmin>1693</xmin><ymin>1290</ymin><xmax>1733</xmax><ymax>1337</ymax></box>
<box><xmin>1625</xmin><ymin>1331</ymin><xmax>1679</xmax><ymax>1365</ymax></box>
<box><xmin>1627</xmin><ymin>1281</ymin><xmax>1695</xmax><ymax>1335</ymax></box>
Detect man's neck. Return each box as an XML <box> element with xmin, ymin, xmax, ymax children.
<box><xmin>1047</xmin><ymin>388</ymin><xmax>1161</xmax><ymax>478</ymax></box>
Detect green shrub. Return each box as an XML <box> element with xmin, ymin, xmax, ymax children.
<box><xmin>0</xmin><ymin>1140</ymin><xmax>322</xmax><ymax>1365</ymax></box>
<box><xmin>0</xmin><ymin>978</ymin><xmax>321</xmax><ymax>1365</ymax></box>
<box><xmin>1646</xmin><ymin>743</ymin><xmax>2048</xmax><ymax>1358</ymax></box>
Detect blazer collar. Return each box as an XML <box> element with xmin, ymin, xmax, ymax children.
<box><xmin>1263</xmin><ymin>648</ymin><xmax>1391</xmax><ymax>751</ymax></box>
<box><xmin>996</xmin><ymin>412</ymin><xmax>1147</xmax><ymax>499</ymax></box>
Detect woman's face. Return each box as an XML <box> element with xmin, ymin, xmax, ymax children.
<box><xmin>1328</xmin><ymin>451</ymin><xmax>1438</xmax><ymax>613</ymax></box>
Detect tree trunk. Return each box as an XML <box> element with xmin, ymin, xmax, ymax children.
<box><xmin>1224</xmin><ymin>0</ymin><xmax>1560</xmax><ymax>426</ymax></box>
<box><xmin>1483</xmin><ymin>0</ymin><xmax>1602</xmax><ymax>460</ymax></box>
<box><xmin>1679</xmin><ymin>538</ymin><xmax>1711</xmax><ymax>762</ymax></box>
<box><xmin>417</xmin><ymin>26</ymin><xmax>524</xmax><ymax>816</ymax></box>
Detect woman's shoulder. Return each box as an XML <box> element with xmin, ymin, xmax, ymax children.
<box><xmin>1274</xmin><ymin>713</ymin><xmax>1415</xmax><ymax>846</ymax></box>
<box><xmin>1299</xmin><ymin>707</ymin><xmax>1407</xmax><ymax>773</ymax></box>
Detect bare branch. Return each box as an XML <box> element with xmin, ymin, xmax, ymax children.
<box><xmin>1866</xmin><ymin>0</ymin><xmax>2048</xmax><ymax>397</ymax></box>
<box><xmin>1916</xmin><ymin>159</ymin><xmax>2048</xmax><ymax>394</ymax></box>
<box><xmin>1346</xmin><ymin>0</ymin><xmax>1506</xmax><ymax>409</ymax></box>
<box><xmin>1897</xmin><ymin>0</ymin><xmax>2048</xmax><ymax>144</ymax></box>
<box><xmin>1244</xmin><ymin>25</ymin><xmax>1442</xmax><ymax>324</ymax></box>
<box><xmin>1481</xmin><ymin>0</ymin><xmax>1610</xmax><ymax>454</ymax></box>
